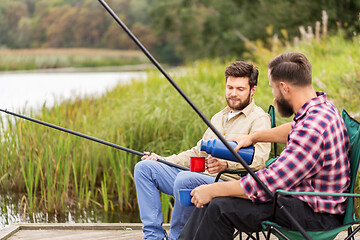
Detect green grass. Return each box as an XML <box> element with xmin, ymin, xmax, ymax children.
<box><xmin>0</xmin><ymin>33</ymin><xmax>359</xmax><ymax>221</ymax></box>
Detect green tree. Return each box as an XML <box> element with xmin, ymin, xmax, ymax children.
<box><xmin>149</xmin><ymin>0</ymin><xmax>360</xmax><ymax>60</ymax></box>
<box><xmin>0</xmin><ymin>0</ymin><xmax>359</xmax><ymax>62</ymax></box>
<box><xmin>0</xmin><ymin>2</ymin><xmax>7</xmax><ymax>47</ymax></box>
<box><xmin>30</xmin><ymin>0</ymin><xmax>51</xmax><ymax>48</ymax></box>
<box><xmin>73</xmin><ymin>2</ymin><xmax>110</xmax><ymax>47</ymax></box>
<box><xmin>3</xmin><ymin>1</ymin><xmax>29</xmax><ymax>48</ymax></box>
<box><xmin>42</xmin><ymin>5</ymin><xmax>78</xmax><ymax>47</ymax></box>
<box><xmin>102</xmin><ymin>21</ymin><xmax>137</xmax><ymax>49</ymax></box>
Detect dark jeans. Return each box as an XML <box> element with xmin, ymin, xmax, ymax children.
<box><xmin>178</xmin><ymin>196</ymin><xmax>343</xmax><ymax>240</ymax></box>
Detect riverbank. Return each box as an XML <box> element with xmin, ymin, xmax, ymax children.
<box><xmin>0</xmin><ymin>48</ymin><xmax>149</xmax><ymax>71</ymax></box>
<box><xmin>0</xmin><ymin>64</ymin><xmax>155</xmax><ymax>74</ymax></box>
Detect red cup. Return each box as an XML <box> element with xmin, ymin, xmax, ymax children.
<box><xmin>190</xmin><ymin>156</ymin><xmax>205</xmax><ymax>172</ymax></box>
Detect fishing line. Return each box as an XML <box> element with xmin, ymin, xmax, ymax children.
<box><xmin>97</xmin><ymin>1</ymin><xmax>311</xmax><ymax>238</ymax></box>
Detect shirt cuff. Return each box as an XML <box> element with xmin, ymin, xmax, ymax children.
<box><xmin>240</xmin><ymin>173</ymin><xmax>270</xmax><ymax>202</ymax></box>
<box><xmin>239</xmin><ymin>175</ymin><xmax>256</xmax><ymax>200</ymax></box>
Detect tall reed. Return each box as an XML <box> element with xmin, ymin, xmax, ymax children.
<box><xmin>0</xmin><ymin>33</ymin><xmax>359</xmax><ymax>221</ymax></box>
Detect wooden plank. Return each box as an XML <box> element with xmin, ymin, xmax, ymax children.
<box><xmin>16</xmin><ymin>223</ymin><xmax>145</xmax><ymax>230</ymax></box>
<box><xmin>0</xmin><ymin>223</ymin><xmax>170</xmax><ymax>240</ymax></box>
<box><xmin>5</xmin><ymin>229</ymin><xmax>142</xmax><ymax>240</ymax></box>
<box><xmin>0</xmin><ymin>223</ymin><xmax>354</xmax><ymax>240</ymax></box>
<box><xmin>0</xmin><ymin>225</ymin><xmax>20</xmax><ymax>240</ymax></box>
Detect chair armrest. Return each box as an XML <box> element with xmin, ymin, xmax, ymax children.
<box><xmin>221</xmin><ymin>169</ymin><xmax>248</xmax><ymax>175</ymax></box>
<box><xmin>265</xmin><ymin>156</ymin><xmax>279</xmax><ymax>168</ymax></box>
<box><xmin>214</xmin><ymin>169</ymin><xmax>248</xmax><ymax>182</ymax></box>
<box><xmin>214</xmin><ymin>155</ymin><xmax>280</xmax><ymax>182</ymax></box>
<box><xmin>275</xmin><ymin>189</ymin><xmax>360</xmax><ymax>198</ymax></box>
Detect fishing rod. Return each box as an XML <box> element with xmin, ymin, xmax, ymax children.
<box><xmin>98</xmin><ymin>1</ymin><xmax>311</xmax><ymax>239</ymax></box>
<box><xmin>0</xmin><ymin>108</ymin><xmax>189</xmax><ymax>171</ymax></box>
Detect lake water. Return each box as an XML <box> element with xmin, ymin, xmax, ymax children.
<box><xmin>0</xmin><ymin>193</ymin><xmax>140</xmax><ymax>228</ymax></box>
<box><xmin>0</xmin><ymin>69</ymin><xmax>145</xmax><ymax>228</ymax></box>
<box><xmin>0</xmin><ymin>70</ymin><xmax>146</xmax><ymax>113</ymax></box>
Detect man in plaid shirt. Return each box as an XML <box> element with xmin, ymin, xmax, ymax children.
<box><xmin>178</xmin><ymin>52</ymin><xmax>350</xmax><ymax>240</ymax></box>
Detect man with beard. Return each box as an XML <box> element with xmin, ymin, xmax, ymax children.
<box><xmin>134</xmin><ymin>61</ymin><xmax>271</xmax><ymax>240</ymax></box>
<box><xmin>178</xmin><ymin>52</ymin><xmax>350</xmax><ymax>240</ymax></box>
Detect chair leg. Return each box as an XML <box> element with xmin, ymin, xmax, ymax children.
<box><xmin>345</xmin><ymin>225</ymin><xmax>360</xmax><ymax>240</ymax></box>
<box><xmin>347</xmin><ymin>226</ymin><xmax>354</xmax><ymax>240</ymax></box>
<box><xmin>233</xmin><ymin>230</ymin><xmax>240</xmax><ymax>239</ymax></box>
<box><xmin>244</xmin><ymin>232</ymin><xmax>259</xmax><ymax>240</ymax></box>
<box><xmin>235</xmin><ymin>230</ymin><xmax>261</xmax><ymax>240</ymax></box>
<box><xmin>265</xmin><ymin>227</ymin><xmax>273</xmax><ymax>240</ymax></box>
<box><xmin>261</xmin><ymin>230</ymin><xmax>267</xmax><ymax>238</ymax></box>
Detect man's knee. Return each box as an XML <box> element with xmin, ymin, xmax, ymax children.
<box><xmin>206</xmin><ymin>197</ymin><xmax>239</xmax><ymax>219</ymax></box>
<box><xmin>207</xmin><ymin>197</ymin><xmax>224</xmax><ymax>213</ymax></box>
<box><xmin>173</xmin><ymin>171</ymin><xmax>198</xmax><ymax>191</ymax></box>
<box><xmin>134</xmin><ymin>160</ymin><xmax>157</xmax><ymax>180</ymax></box>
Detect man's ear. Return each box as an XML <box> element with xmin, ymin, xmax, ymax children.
<box><xmin>250</xmin><ymin>85</ymin><xmax>257</xmax><ymax>96</ymax></box>
<box><xmin>279</xmin><ymin>81</ymin><xmax>289</xmax><ymax>95</ymax></box>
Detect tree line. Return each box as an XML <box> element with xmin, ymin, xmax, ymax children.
<box><xmin>0</xmin><ymin>0</ymin><xmax>359</xmax><ymax>63</ymax></box>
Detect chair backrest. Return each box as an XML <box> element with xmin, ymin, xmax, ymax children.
<box><xmin>342</xmin><ymin>109</ymin><xmax>360</xmax><ymax>224</ymax></box>
<box><xmin>267</xmin><ymin>105</ymin><xmax>278</xmax><ymax>157</ymax></box>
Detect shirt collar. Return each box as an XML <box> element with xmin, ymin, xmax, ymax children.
<box><xmin>224</xmin><ymin>98</ymin><xmax>256</xmax><ymax>118</ymax></box>
<box><xmin>294</xmin><ymin>91</ymin><xmax>327</xmax><ymax>121</ymax></box>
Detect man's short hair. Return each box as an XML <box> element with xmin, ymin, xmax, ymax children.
<box><xmin>268</xmin><ymin>52</ymin><xmax>312</xmax><ymax>86</ymax></box>
<box><xmin>225</xmin><ymin>61</ymin><xmax>258</xmax><ymax>89</ymax></box>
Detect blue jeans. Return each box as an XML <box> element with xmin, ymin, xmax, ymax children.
<box><xmin>134</xmin><ymin>160</ymin><xmax>219</xmax><ymax>240</ymax></box>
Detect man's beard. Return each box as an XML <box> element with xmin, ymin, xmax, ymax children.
<box><xmin>226</xmin><ymin>92</ymin><xmax>251</xmax><ymax>111</ymax></box>
<box><xmin>274</xmin><ymin>92</ymin><xmax>293</xmax><ymax>118</ymax></box>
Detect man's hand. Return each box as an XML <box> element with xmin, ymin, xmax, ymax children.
<box><xmin>230</xmin><ymin>135</ymin><xmax>254</xmax><ymax>152</ymax></box>
<box><xmin>206</xmin><ymin>156</ymin><xmax>228</xmax><ymax>174</ymax></box>
<box><xmin>191</xmin><ymin>184</ymin><xmax>214</xmax><ymax>208</ymax></box>
<box><xmin>191</xmin><ymin>181</ymin><xmax>248</xmax><ymax>208</ymax></box>
<box><xmin>141</xmin><ymin>152</ymin><xmax>160</xmax><ymax>160</ymax></box>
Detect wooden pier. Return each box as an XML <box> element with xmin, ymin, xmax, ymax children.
<box><xmin>0</xmin><ymin>223</ymin><xmax>150</xmax><ymax>240</ymax></box>
<box><xmin>0</xmin><ymin>223</ymin><xmax>353</xmax><ymax>239</ymax></box>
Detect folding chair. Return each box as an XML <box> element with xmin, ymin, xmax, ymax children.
<box><xmin>261</xmin><ymin>109</ymin><xmax>360</xmax><ymax>240</ymax></box>
<box><xmin>214</xmin><ymin>105</ymin><xmax>278</xmax><ymax>239</ymax></box>
<box><xmin>265</xmin><ymin>105</ymin><xmax>279</xmax><ymax>167</ymax></box>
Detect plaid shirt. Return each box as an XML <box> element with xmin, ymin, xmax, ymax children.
<box><xmin>240</xmin><ymin>92</ymin><xmax>350</xmax><ymax>214</ymax></box>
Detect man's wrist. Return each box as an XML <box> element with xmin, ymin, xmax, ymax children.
<box><xmin>208</xmin><ymin>183</ymin><xmax>219</xmax><ymax>199</ymax></box>
<box><xmin>249</xmin><ymin>132</ymin><xmax>257</xmax><ymax>145</ymax></box>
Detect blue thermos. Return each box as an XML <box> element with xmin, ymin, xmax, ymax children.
<box><xmin>200</xmin><ymin>139</ymin><xmax>254</xmax><ymax>165</ymax></box>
